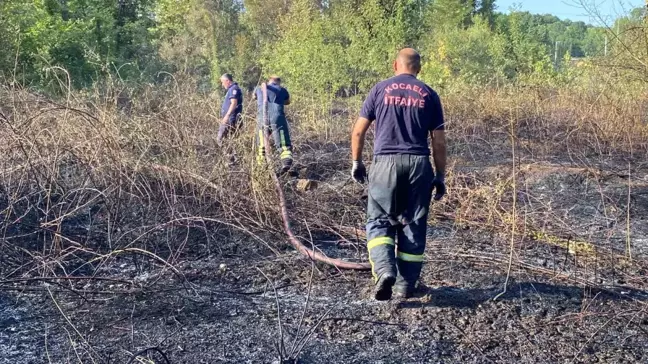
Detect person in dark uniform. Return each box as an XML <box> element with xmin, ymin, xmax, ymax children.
<box><xmin>254</xmin><ymin>76</ymin><xmax>293</xmax><ymax>173</ymax></box>
<box><xmin>350</xmin><ymin>48</ymin><xmax>447</xmax><ymax>301</ymax></box>
<box><xmin>217</xmin><ymin>73</ymin><xmax>243</xmax><ymax>145</ymax></box>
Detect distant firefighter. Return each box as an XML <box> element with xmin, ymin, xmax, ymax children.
<box><xmin>217</xmin><ymin>73</ymin><xmax>243</xmax><ymax>145</ymax></box>
<box><xmin>254</xmin><ymin>76</ymin><xmax>294</xmax><ymax>173</ymax></box>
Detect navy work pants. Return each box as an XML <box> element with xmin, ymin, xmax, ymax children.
<box><xmin>366</xmin><ymin>154</ymin><xmax>433</xmax><ymax>291</ymax></box>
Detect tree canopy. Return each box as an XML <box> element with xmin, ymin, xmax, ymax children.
<box><xmin>1</xmin><ymin>0</ymin><xmax>645</xmax><ymax>95</ymax></box>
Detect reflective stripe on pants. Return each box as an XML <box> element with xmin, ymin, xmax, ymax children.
<box><xmin>256</xmin><ymin>114</ymin><xmax>292</xmax><ymax>162</ymax></box>
<box><xmin>367</xmin><ymin>236</ymin><xmax>395</xmax><ymax>282</ymax></box>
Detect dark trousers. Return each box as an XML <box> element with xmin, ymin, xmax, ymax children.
<box><xmin>366</xmin><ymin>154</ymin><xmax>433</xmax><ymax>290</ymax></box>
<box><xmin>217</xmin><ymin>113</ymin><xmax>242</xmax><ymax>145</ymax></box>
<box><xmin>256</xmin><ymin>111</ymin><xmax>293</xmax><ymax>164</ymax></box>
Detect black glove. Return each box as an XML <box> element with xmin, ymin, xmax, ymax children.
<box><xmin>431</xmin><ymin>171</ymin><xmax>446</xmax><ymax>201</ymax></box>
<box><xmin>351</xmin><ymin>160</ymin><xmax>367</xmax><ymax>184</ymax></box>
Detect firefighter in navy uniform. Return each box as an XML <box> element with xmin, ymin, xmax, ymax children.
<box><xmin>217</xmin><ymin>73</ymin><xmax>243</xmax><ymax>145</ymax></box>
<box><xmin>254</xmin><ymin>76</ymin><xmax>294</xmax><ymax>173</ymax></box>
<box><xmin>350</xmin><ymin>48</ymin><xmax>447</xmax><ymax>301</ymax></box>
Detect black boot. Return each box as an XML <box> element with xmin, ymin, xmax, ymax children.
<box><xmin>280</xmin><ymin>157</ymin><xmax>293</xmax><ymax>174</ymax></box>
<box><xmin>393</xmin><ymin>284</ymin><xmax>415</xmax><ymax>299</ymax></box>
<box><xmin>373</xmin><ymin>274</ymin><xmax>396</xmax><ymax>301</ymax></box>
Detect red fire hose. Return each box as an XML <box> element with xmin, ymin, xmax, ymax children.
<box><xmin>261</xmin><ymin>83</ymin><xmax>370</xmax><ymax>270</ymax></box>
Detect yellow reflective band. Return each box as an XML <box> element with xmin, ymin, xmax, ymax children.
<box><xmin>367</xmin><ymin>237</ymin><xmax>395</xmax><ymax>251</ymax></box>
<box><xmin>397</xmin><ymin>252</ymin><xmax>425</xmax><ymax>262</ymax></box>
<box><xmin>368</xmin><ymin>237</ymin><xmax>394</xmax><ymax>282</ymax></box>
<box><xmin>258</xmin><ymin>130</ymin><xmax>265</xmax><ymax>155</ymax></box>
<box><xmin>280</xmin><ymin>130</ymin><xmax>287</xmax><ymax>148</ymax></box>
<box><xmin>369</xmin><ymin>258</ymin><xmax>377</xmax><ymax>282</ymax></box>
<box><xmin>280</xmin><ymin>150</ymin><xmax>293</xmax><ymax>159</ymax></box>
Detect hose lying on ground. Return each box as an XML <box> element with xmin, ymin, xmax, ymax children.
<box><xmin>261</xmin><ymin>83</ymin><xmax>370</xmax><ymax>271</ymax></box>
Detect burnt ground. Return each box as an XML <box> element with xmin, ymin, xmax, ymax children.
<box><xmin>2</xmin><ymin>165</ymin><xmax>648</xmax><ymax>364</ymax></box>
<box><xmin>2</xmin><ymin>132</ymin><xmax>648</xmax><ymax>363</ymax></box>
<box><xmin>1</xmin><ymin>239</ymin><xmax>648</xmax><ymax>364</ymax></box>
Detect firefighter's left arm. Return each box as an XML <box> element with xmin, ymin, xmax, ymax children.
<box><xmin>430</xmin><ymin>91</ymin><xmax>446</xmax><ymax>175</ymax></box>
<box><xmin>431</xmin><ymin>129</ymin><xmax>446</xmax><ymax>175</ymax></box>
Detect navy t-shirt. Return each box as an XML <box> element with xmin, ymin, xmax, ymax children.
<box><xmin>255</xmin><ymin>82</ymin><xmax>290</xmax><ymax>111</ymax></box>
<box><xmin>360</xmin><ymin>74</ymin><xmax>444</xmax><ymax>155</ymax></box>
<box><xmin>221</xmin><ymin>82</ymin><xmax>243</xmax><ymax>119</ymax></box>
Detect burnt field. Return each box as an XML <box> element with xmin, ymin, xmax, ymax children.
<box><xmin>1</xmin><ymin>86</ymin><xmax>648</xmax><ymax>363</ymax></box>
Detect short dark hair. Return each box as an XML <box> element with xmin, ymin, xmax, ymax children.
<box><xmin>220</xmin><ymin>73</ymin><xmax>233</xmax><ymax>81</ymax></box>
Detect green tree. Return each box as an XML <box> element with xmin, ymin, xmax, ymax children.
<box><xmin>331</xmin><ymin>0</ymin><xmax>426</xmax><ymax>92</ymax></box>
<box><xmin>582</xmin><ymin>27</ymin><xmax>606</xmax><ymax>56</ymax></box>
<box><xmin>242</xmin><ymin>0</ymin><xmax>293</xmax><ymax>43</ymax></box>
<box><xmin>1</xmin><ymin>0</ymin><xmax>161</xmax><ymax>89</ymax></box>
<box><xmin>476</xmin><ymin>0</ymin><xmax>496</xmax><ymax>27</ymax></box>
<box><xmin>155</xmin><ymin>0</ymin><xmax>244</xmax><ymax>88</ymax></box>
<box><xmin>420</xmin><ymin>15</ymin><xmax>509</xmax><ymax>88</ymax></box>
<box><xmin>261</xmin><ymin>0</ymin><xmax>347</xmax><ymax>97</ymax></box>
<box><xmin>427</xmin><ymin>0</ymin><xmax>473</xmax><ymax>30</ymax></box>
<box><xmin>502</xmin><ymin>11</ymin><xmax>554</xmax><ymax>81</ymax></box>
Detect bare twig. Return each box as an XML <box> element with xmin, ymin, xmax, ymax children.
<box><xmin>256</xmin><ymin>266</ymin><xmax>286</xmax><ymax>361</ymax></box>
<box><xmin>126</xmin><ymin>347</ymin><xmax>172</xmax><ymax>364</ymax></box>
<box><xmin>46</xmin><ymin>286</ymin><xmax>100</xmax><ymax>364</ymax></box>
<box><xmin>289</xmin><ymin>220</ymin><xmax>317</xmax><ymax>357</ymax></box>
<box><xmin>494</xmin><ymin>104</ymin><xmax>519</xmax><ymax>301</ymax></box>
